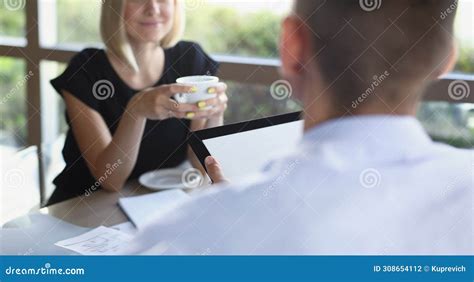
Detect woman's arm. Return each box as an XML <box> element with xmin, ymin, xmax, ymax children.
<box><xmin>63</xmin><ymin>91</ymin><xmax>146</xmax><ymax>191</ymax></box>
<box><xmin>63</xmin><ymin>84</ymin><xmax>215</xmax><ymax>192</ymax></box>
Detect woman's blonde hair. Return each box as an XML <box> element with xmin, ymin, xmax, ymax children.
<box><xmin>100</xmin><ymin>0</ymin><xmax>185</xmax><ymax>72</ymax></box>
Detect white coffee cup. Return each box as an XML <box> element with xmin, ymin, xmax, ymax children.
<box><xmin>174</xmin><ymin>76</ymin><xmax>219</xmax><ymax>106</ymax></box>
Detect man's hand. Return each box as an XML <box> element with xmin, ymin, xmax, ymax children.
<box><xmin>205</xmin><ymin>156</ymin><xmax>229</xmax><ymax>184</ymax></box>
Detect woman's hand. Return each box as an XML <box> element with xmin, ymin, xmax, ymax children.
<box><xmin>127</xmin><ymin>83</ymin><xmax>221</xmax><ymax>120</ymax></box>
<box><xmin>187</xmin><ymin>83</ymin><xmax>228</xmax><ymax>172</ymax></box>
<box><xmin>198</xmin><ymin>82</ymin><xmax>228</xmax><ymax>128</ymax></box>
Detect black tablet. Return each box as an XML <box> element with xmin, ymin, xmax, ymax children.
<box><xmin>188</xmin><ymin>111</ymin><xmax>303</xmax><ymax>181</ymax></box>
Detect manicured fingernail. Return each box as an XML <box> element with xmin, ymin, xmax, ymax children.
<box><xmin>198</xmin><ymin>101</ymin><xmax>207</xmax><ymax>108</ymax></box>
<box><xmin>190</xmin><ymin>86</ymin><xmax>198</xmax><ymax>93</ymax></box>
<box><xmin>207</xmin><ymin>87</ymin><xmax>216</xmax><ymax>94</ymax></box>
<box><xmin>186</xmin><ymin>112</ymin><xmax>195</xmax><ymax>119</ymax></box>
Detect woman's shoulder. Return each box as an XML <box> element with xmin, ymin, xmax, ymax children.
<box><xmin>166</xmin><ymin>41</ymin><xmax>219</xmax><ymax>75</ymax></box>
<box><xmin>50</xmin><ymin>48</ymin><xmax>109</xmax><ymax>111</ymax></box>
<box><xmin>68</xmin><ymin>48</ymin><xmax>106</xmax><ymax>68</ymax></box>
<box><xmin>165</xmin><ymin>41</ymin><xmax>208</xmax><ymax>60</ymax></box>
<box><xmin>170</xmin><ymin>40</ymin><xmax>203</xmax><ymax>52</ymax></box>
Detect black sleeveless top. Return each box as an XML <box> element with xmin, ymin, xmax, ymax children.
<box><xmin>47</xmin><ymin>41</ymin><xmax>219</xmax><ymax>205</ymax></box>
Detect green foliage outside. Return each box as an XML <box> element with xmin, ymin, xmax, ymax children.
<box><xmin>0</xmin><ymin>8</ymin><xmax>24</xmax><ymax>37</ymax></box>
<box><xmin>0</xmin><ymin>58</ymin><xmax>27</xmax><ymax>146</ymax></box>
<box><xmin>185</xmin><ymin>7</ymin><xmax>281</xmax><ymax>58</ymax></box>
<box><xmin>456</xmin><ymin>47</ymin><xmax>474</xmax><ymax>73</ymax></box>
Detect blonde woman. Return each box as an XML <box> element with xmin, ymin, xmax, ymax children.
<box><xmin>48</xmin><ymin>0</ymin><xmax>228</xmax><ymax>205</ymax></box>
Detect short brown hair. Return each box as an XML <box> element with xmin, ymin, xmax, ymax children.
<box><xmin>295</xmin><ymin>0</ymin><xmax>457</xmax><ymax>109</ymax></box>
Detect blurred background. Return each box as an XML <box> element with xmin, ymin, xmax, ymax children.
<box><xmin>0</xmin><ymin>0</ymin><xmax>473</xmax><ymax>207</ymax></box>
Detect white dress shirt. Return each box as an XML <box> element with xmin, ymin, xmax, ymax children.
<box><xmin>126</xmin><ymin>116</ymin><xmax>473</xmax><ymax>255</ymax></box>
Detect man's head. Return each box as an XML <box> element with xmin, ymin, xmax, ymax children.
<box><xmin>280</xmin><ymin>0</ymin><xmax>457</xmax><ymax>122</ymax></box>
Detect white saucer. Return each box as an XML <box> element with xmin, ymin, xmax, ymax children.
<box><xmin>138</xmin><ymin>168</ymin><xmax>204</xmax><ymax>191</ymax></box>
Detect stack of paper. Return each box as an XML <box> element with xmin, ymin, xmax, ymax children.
<box><xmin>55</xmin><ymin>226</ymin><xmax>132</xmax><ymax>255</ymax></box>
<box><xmin>118</xmin><ymin>190</ymin><xmax>190</xmax><ymax>229</ymax></box>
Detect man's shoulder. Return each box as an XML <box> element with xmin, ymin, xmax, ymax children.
<box><xmin>430</xmin><ymin>142</ymin><xmax>473</xmax><ymax>163</ymax></box>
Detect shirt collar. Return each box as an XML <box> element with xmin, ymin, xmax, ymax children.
<box><xmin>301</xmin><ymin>115</ymin><xmax>434</xmax><ymax>163</ymax></box>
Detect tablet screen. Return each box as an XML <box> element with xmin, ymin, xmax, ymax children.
<box><xmin>202</xmin><ymin>120</ymin><xmax>304</xmax><ymax>181</ymax></box>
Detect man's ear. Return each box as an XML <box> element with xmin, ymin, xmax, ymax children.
<box><xmin>437</xmin><ymin>40</ymin><xmax>458</xmax><ymax>78</ymax></box>
<box><xmin>279</xmin><ymin>15</ymin><xmax>310</xmax><ymax>78</ymax></box>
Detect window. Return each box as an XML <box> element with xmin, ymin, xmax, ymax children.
<box><xmin>182</xmin><ymin>1</ymin><xmax>298</xmax><ymax>124</ymax></box>
<box><xmin>183</xmin><ymin>0</ymin><xmax>291</xmax><ymax>58</ymax></box>
<box><xmin>0</xmin><ymin>57</ymin><xmax>28</xmax><ymax>149</ymax></box>
<box><xmin>40</xmin><ymin>60</ymin><xmax>67</xmax><ymax>198</ymax></box>
<box><xmin>453</xmin><ymin>0</ymin><xmax>474</xmax><ymax>74</ymax></box>
<box><xmin>40</xmin><ymin>60</ymin><xmax>67</xmax><ymax>138</ymax></box>
<box><xmin>224</xmin><ymin>81</ymin><xmax>300</xmax><ymax>125</ymax></box>
<box><xmin>0</xmin><ymin>3</ymin><xmax>26</xmax><ymax>40</ymax></box>
<box><xmin>418</xmin><ymin>0</ymin><xmax>474</xmax><ymax>148</ymax></box>
<box><xmin>47</xmin><ymin>0</ymin><xmax>102</xmax><ymax>48</ymax></box>
<box><xmin>418</xmin><ymin>102</ymin><xmax>474</xmax><ymax>148</ymax></box>
<box><xmin>0</xmin><ymin>0</ymin><xmax>473</xmax><ymax>204</ymax></box>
